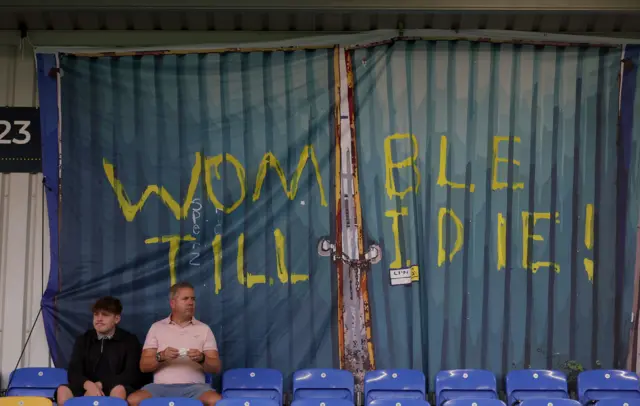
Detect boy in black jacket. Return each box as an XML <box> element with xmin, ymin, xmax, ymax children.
<box><xmin>55</xmin><ymin>297</ymin><xmax>142</xmax><ymax>405</ymax></box>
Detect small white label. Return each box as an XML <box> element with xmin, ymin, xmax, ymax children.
<box><xmin>390</xmin><ymin>268</ymin><xmax>412</xmax><ymax>286</ymax></box>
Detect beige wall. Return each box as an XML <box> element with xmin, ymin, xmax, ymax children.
<box><xmin>0</xmin><ymin>43</ymin><xmax>51</xmax><ymax>388</ymax></box>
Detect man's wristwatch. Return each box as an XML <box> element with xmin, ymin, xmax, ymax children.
<box><xmin>156</xmin><ymin>352</ymin><xmax>163</xmax><ymax>362</ymax></box>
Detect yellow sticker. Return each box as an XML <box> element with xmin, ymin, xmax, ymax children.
<box><xmin>410</xmin><ymin>265</ymin><xmax>419</xmax><ymax>282</ymax></box>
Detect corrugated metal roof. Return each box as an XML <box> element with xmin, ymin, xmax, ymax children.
<box><xmin>2</xmin><ymin>0</ymin><xmax>640</xmax><ymax>10</ymax></box>
<box><xmin>0</xmin><ymin>10</ymin><xmax>639</xmax><ymax>35</ymax></box>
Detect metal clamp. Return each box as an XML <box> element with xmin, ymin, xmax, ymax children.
<box><xmin>317</xmin><ymin>237</ymin><xmax>382</xmax><ymax>270</ymax></box>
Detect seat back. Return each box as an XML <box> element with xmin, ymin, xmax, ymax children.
<box><xmin>293</xmin><ymin>369</ymin><xmax>354</xmax><ymax>401</ymax></box>
<box><xmin>0</xmin><ymin>397</ymin><xmax>53</xmax><ymax>406</ymax></box>
<box><xmin>65</xmin><ymin>398</ymin><xmax>128</xmax><ymax>406</ymax></box>
<box><xmin>578</xmin><ymin>370</ymin><xmax>640</xmax><ymax>404</ymax></box>
<box><xmin>364</xmin><ymin>369</ymin><xmax>426</xmax><ymax>405</ymax></box>
<box><xmin>369</xmin><ymin>400</ymin><xmax>432</xmax><ymax>406</ymax></box>
<box><xmin>217</xmin><ymin>399</ymin><xmax>279</xmax><ymax>406</ymax></box>
<box><xmin>139</xmin><ymin>398</ymin><xmax>203</xmax><ymax>406</ymax></box>
<box><xmin>222</xmin><ymin>368</ymin><xmax>283</xmax><ymax>405</ymax></box>
<box><xmin>441</xmin><ymin>399</ymin><xmax>507</xmax><ymax>406</ymax></box>
<box><xmin>292</xmin><ymin>399</ymin><xmax>355</xmax><ymax>406</ymax></box>
<box><xmin>506</xmin><ymin>370</ymin><xmax>569</xmax><ymax>406</ymax></box>
<box><xmin>596</xmin><ymin>399</ymin><xmax>640</xmax><ymax>406</ymax></box>
<box><xmin>435</xmin><ymin>370</ymin><xmax>498</xmax><ymax>406</ymax></box>
<box><xmin>520</xmin><ymin>399</ymin><xmax>581</xmax><ymax>406</ymax></box>
<box><xmin>6</xmin><ymin>368</ymin><xmax>68</xmax><ymax>398</ymax></box>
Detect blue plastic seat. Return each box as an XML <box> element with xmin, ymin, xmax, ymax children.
<box><xmin>6</xmin><ymin>368</ymin><xmax>68</xmax><ymax>398</ymax></box>
<box><xmin>442</xmin><ymin>399</ymin><xmax>507</xmax><ymax>406</ymax></box>
<box><xmin>435</xmin><ymin>370</ymin><xmax>498</xmax><ymax>406</ymax></box>
<box><xmin>506</xmin><ymin>370</ymin><xmax>569</xmax><ymax>406</ymax></box>
<box><xmin>222</xmin><ymin>368</ymin><xmax>283</xmax><ymax>406</ymax></box>
<box><xmin>370</xmin><ymin>400</ymin><xmax>432</xmax><ymax>406</ymax></box>
<box><xmin>596</xmin><ymin>400</ymin><xmax>640</xmax><ymax>406</ymax></box>
<box><xmin>578</xmin><ymin>370</ymin><xmax>640</xmax><ymax>405</ymax></box>
<box><xmin>364</xmin><ymin>369</ymin><xmax>426</xmax><ymax>406</ymax></box>
<box><xmin>292</xmin><ymin>400</ymin><xmax>355</xmax><ymax>406</ymax></box>
<box><xmin>65</xmin><ymin>398</ymin><xmax>128</xmax><ymax>406</ymax></box>
<box><xmin>218</xmin><ymin>399</ymin><xmax>280</xmax><ymax>406</ymax></box>
<box><xmin>520</xmin><ymin>399</ymin><xmax>582</xmax><ymax>406</ymax></box>
<box><xmin>140</xmin><ymin>399</ymin><xmax>203</xmax><ymax>406</ymax></box>
<box><xmin>293</xmin><ymin>369</ymin><xmax>354</xmax><ymax>401</ymax></box>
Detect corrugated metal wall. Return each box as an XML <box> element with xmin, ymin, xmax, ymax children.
<box><xmin>0</xmin><ymin>43</ymin><xmax>51</xmax><ymax>389</ymax></box>
<box><xmin>349</xmin><ymin>41</ymin><xmax>634</xmax><ymax>386</ymax></box>
<box><xmin>50</xmin><ymin>50</ymin><xmax>338</xmax><ymax>385</ymax></box>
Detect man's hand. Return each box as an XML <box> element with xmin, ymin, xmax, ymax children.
<box><xmin>162</xmin><ymin>347</ymin><xmax>180</xmax><ymax>360</ymax></box>
<box><xmin>187</xmin><ymin>349</ymin><xmax>205</xmax><ymax>363</ymax></box>
<box><xmin>83</xmin><ymin>381</ymin><xmax>104</xmax><ymax>396</ymax></box>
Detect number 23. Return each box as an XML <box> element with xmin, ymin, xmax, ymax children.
<box><xmin>0</xmin><ymin>120</ymin><xmax>31</xmax><ymax>144</ymax></box>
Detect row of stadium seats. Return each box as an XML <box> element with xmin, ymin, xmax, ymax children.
<box><xmin>3</xmin><ymin>367</ymin><xmax>640</xmax><ymax>406</ymax></box>
<box><xmin>2</xmin><ymin>397</ymin><xmax>632</xmax><ymax>406</ymax></box>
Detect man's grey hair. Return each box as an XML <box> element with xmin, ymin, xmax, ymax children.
<box><xmin>170</xmin><ymin>281</ymin><xmax>194</xmax><ymax>299</ymax></box>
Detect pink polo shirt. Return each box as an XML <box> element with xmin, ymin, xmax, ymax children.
<box><xmin>143</xmin><ymin>316</ymin><xmax>218</xmax><ymax>384</ymax></box>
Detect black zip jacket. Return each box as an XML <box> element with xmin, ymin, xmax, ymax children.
<box><xmin>67</xmin><ymin>327</ymin><xmax>142</xmax><ymax>392</ymax></box>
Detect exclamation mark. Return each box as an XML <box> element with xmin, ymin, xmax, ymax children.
<box><xmin>497</xmin><ymin>213</ymin><xmax>506</xmax><ymax>270</ymax></box>
<box><xmin>584</xmin><ymin>204</ymin><xmax>594</xmax><ymax>282</ymax></box>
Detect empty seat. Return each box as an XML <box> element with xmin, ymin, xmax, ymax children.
<box><xmin>520</xmin><ymin>399</ymin><xmax>582</xmax><ymax>406</ymax></box>
<box><xmin>292</xmin><ymin>400</ymin><xmax>355</xmax><ymax>406</ymax></box>
<box><xmin>65</xmin><ymin>397</ymin><xmax>128</xmax><ymax>406</ymax></box>
<box><xmin>441</xmin><ymin>400</ymin><xmax>507</xmax><ymax>406</ymax></box>
<box><xmin>140</xmin><ymin>399</ymin><xmax>203</xmax><ymax>406</ymax></box>
<box><xmin>364</xmin><ymin>369</ymin><xmax>426</xmax><ymax>406</ymax></box>
<box><xmin>0</xmin><ymin>397</ymin><xmax>53</xmax><ymax>406</ymax></box>
<box><xmin>578</xmin><ymin>370</ymin><xmax>640</xmax><ymax>405</ymax></box>
<box><xmin>222</xmin><ymin>368</ymin><xmax>283</xmax><ymax>406</ymax></box>
<box><xmin>596</xmin><ymin>400</ymin><xmax>640</xmax><ymax>406</ymax></box>
<box><xmin>6</xmin><ymin>368</ymin><xmax>68</xmax><ymax>398</ymax></box>
<box><xmin>370</xmin><ymin>400</ymin><xmax>432</xmax><ymax>406</ymax></box>
<box><xmin>218</xmin><ymin>399</ymin><xmax>281</xmax><ymax>406</ymax></box>
<box><xmin>435</xmin><ymin>370</ymin><xmax>498</xmax><ymax>406</ymax></box>
<box><xmin>293</xmin><ymin>369</ymin><xmax>354</xmax><ymax>401</ymax></box>
<box><xmin>506</xmin><ymin>370</ymin><xmax>569</xmax><ymax>406</ymax></box>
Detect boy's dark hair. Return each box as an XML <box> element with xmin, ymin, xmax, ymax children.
<box><xmin>91</xmin><ymin>296</ymin><xmax>123</xmax><ymax>315</ymax></box>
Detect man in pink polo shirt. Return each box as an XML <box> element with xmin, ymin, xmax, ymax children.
<box><xmin>127</xmin><ymin>281</ymin><xmax>222</xmax><ymax>406</ymax></box>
